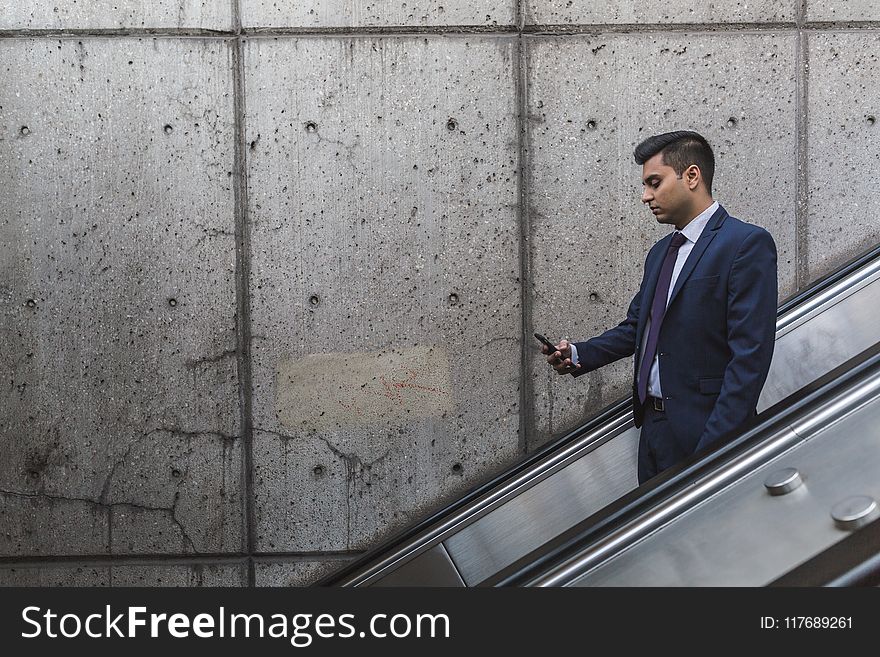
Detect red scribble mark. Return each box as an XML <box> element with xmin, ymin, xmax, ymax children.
<box><xmin>336</xmin><ymin>369</ymin><xmax>449</xmax><ymax>414</ymax></box>
<box><xmin>377</xmin><ymin>370</ymin><xmax>449</xmax><ymax>404</ymax></box>
<box><xmin>337</xmin><ymin>399</ymin><xmax>366</xmax><ymax>417</ymax></box>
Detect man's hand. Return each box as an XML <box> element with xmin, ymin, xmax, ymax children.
<box><xmin>541</xmin><ymin>339</ymin><xmax>581</xmax><ymax>375</ymax></box>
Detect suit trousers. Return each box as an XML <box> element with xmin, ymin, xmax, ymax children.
<box><xmin>638</xmin><ymin>402</ymin><xmax>693</xmax><ymax>484</ymax></box>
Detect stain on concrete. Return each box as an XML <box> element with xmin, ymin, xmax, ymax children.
<box><xmin>276</xmin><ymin>345</ymin><xmax>454</xmax><ymax>432</ymax></box>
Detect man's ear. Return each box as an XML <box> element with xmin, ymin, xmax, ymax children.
<box><xmin>685</xmin><ymin>164</ymin><xmax>701</xmax><ymax>190</ymax></box>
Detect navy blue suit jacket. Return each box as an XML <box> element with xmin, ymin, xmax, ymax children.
<box><xmin>572</xmin><ymin>204</ymin><xmax>777</xmax><ymax>456</ymax></box>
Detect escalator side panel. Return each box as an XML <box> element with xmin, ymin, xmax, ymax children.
<box><xmin>758</xmin><ymin>273</ymin><xmax>880</xmax><ymax>411</ymax></box>
<box><xmin>569</xmin><ymin>393</ymin><xmax>880</xmax><ymax>586</ymax></box>
<box><xmin>445</xmin><ymin>426</ymin><xmax>639</xmax><ymax>585</ymax></box>
<box><xmin>369</xmin><ymin>543</ymin><xmax>466</xmax><ymax>587</ymax></box>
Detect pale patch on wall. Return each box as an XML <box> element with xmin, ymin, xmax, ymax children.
<box><xmin>276</xmin><ymin>346</ymin><xmax>454</xmax><ymax>431</ymax></box>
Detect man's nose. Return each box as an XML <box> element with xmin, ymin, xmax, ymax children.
<box><xmin>641</xmin><ymin>188</ymin><xmax>652</xmax><ymax>204</ymax></box>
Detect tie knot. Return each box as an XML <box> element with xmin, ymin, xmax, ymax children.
<box><xmin>670</xmin><ymin>231</ymin><xmax>687</xmax><ymax>249</ymax></box>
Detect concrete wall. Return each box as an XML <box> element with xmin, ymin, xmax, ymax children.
<box><xmin>1</xmin><ymin>2</ymin><xmax>878</xmax><ymax>585</ymax></box>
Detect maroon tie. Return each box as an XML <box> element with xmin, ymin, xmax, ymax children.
<box><xmin>638</xmin><ymin>231</ymin><xmax>687</xmax><ymax>404</ymax></box>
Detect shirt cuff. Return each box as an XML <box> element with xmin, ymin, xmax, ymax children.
<box><xmin>570</xmin><ymin>343</ymin><xmax>579</xmax><ymax>365</ymax></box>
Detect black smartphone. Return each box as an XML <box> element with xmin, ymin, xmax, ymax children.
<box><xmin>534</xmin><ymin>332</ymin><xmax>563</xmax><ymax>354</ymax></box>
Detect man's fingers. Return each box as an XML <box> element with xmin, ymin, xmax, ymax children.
<box><xmin>552</xmin><ymin>359</ymin><xmax>580</xmax><ymax>375</ymax></box>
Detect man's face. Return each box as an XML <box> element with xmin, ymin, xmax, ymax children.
<box><xmin>640</xmin><ymin>152</ymin><xmax>692</xmax><ymax>228</ymax></box>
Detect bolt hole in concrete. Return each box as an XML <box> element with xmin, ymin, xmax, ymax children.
<box><xmin>164</xmin><ymin>124</ymin><xmax>173</xmax><ymax>134</ymax></box>
<box><xmin>305</xmin><ymin>121</ymin><xmax>318</xmax><ymax>133</ymax></box>
<box><xmin>726</xmin><ymin>117</ymin><xmax>738</xmax><ymax>128</ymax></box>
<box><xmin>168</xmin><ymin>298</ymin><xmax>177</xmax><ymax>307</ymax></box>
<box><xmin>589</xmin><ymin>292</ymin><xmax>598</xmax><ymax>301</ymax></box>
<box><xmin>309</xmin><ymin>295</ymin><xmax>320</xmax><ymax>307</ymax></box>
<box><xmin>586</xmin><ymin>120</ymin><xmax>597</xmax><ymax>130</ymax></box>
<box><xmin>313</xmin><ymin>465</ymin><xmax>324</xmax><ymax>477</ymax></box>
<box><xmin>446</xmin><ymin>118</ymin><xmax>457</xmax><ymax>131</ymax></box>
<box><xmin>451</xmin><ymin>463</ymin><xmax>463</xmax><ymax>473</ymax></box>
<box><xmin>26</xmin><ymin>299</ymin><xmax>37</xmax><ymax>308</ymax></box>
<box><xmin>171</xmin><ymin>469</ymin><xmax>181</xmax><ymax>478</ymax></box>
<box><xmin>448</xmin><ymin>293</ymin><xmax>459</xmax><ymax>305</ymax></box>
<box><xmin>20</xmin><ymin>126</ymin><xmax>30</xmax><ymax>136</ymax></box>
<box><xmin>868</xmin><ymin>115</ymin><xmax>877</xmax><ymax>126</ymax></box>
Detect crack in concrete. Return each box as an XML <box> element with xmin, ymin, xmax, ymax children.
<box><xmin>193</xmin><ymin>227</ymin><xmax>236</xmax><ymax>249</ymax></box>
<box><xmin>1</xmin><ymin>489</ymin><xmax>199</xmax><ymax>553</ymax></box>
<box><xmin>90</xmin><ymin>427</ymin><xmax>238</xmax><ymax>552</ymax></box>
<box><xmin>170</xmin><ymin>490</ymin><xmax>198</xmax><ymax>552</ymax></box>
<box><xmin>184</xmin><ymin>349</ymin><xmax>238</xmax><ymax>369</ymax></box>
<box><xmin>144</xmin><ymin>427</ymin><xmax>238</xmax><ymax>441</ymax></box>
<box><xmin>256</xmin><ymin>427</ymin><xmax>392</xmax><ymax>548</ymax></box>
<box><xmin>99</xmin><ymin>437</ymin><xmax>139</xmax><ymax>505</ymax></box>
<box><xmin>314</xmin><ymin>132</ymin><xmax>365</xmax><ymax>177</ymax></box>
<box><xmin>256</xmin><ymin>428</ymin><xmax>391</xmax><ymax>474</ymax></box>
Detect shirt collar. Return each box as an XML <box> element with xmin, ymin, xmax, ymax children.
<box><xmin>678</xmin><ymin>200</ymin><xmax>719</xmax><ymax>244</ymax></box>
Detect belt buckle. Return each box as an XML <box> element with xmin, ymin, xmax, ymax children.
<box><xmin>652</xmin><ymin>397</ymin><xmax>664</xmax><ymax>412</ymax></box>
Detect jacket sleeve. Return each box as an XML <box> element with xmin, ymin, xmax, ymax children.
<box><xmin>570</xmin><ymin>285</ymin><xmax>642</xmax><ymax>377</ymax></box>
<box><xmin>695</xmin><ymin>228</ymin><xmax>777</xmax><ymax>451</ymax></box>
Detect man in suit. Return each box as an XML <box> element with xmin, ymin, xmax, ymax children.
<box><xmin>543</xmin><ymin>130</ymin><xmax>777</xmax><ymax>484</ymax></box>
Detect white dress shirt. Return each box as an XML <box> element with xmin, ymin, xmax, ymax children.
<box><xmin>570</xmin><ymin>201</ymin><xmax>719</xmax><ymax>397</ymax></box>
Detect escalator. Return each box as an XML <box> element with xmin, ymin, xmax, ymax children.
<box><xmin>318</xmin><ymin>243</ymin><xmax>880</xmax><ymax>587</ymax></box>
<box><xmin>491</xmin><ymin>340</ymin><xmax>880</xmax><ymax>586</ymax></box>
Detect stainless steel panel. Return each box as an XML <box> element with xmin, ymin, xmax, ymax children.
<box><xmin>758</xmin><ymin>270</ymin><xmax>880</xmax><ymax>410</ymax></box>
<box><xmin>445</xmin><ymin>425</ymin><xmax>639</xmax><ymax>585</ymax></box>
<box><xmin>370</xmin><ymin>543</ymin><xmax>465</xmax><ymax>587</ymax></box>
<box><xmin>568</xmin><ymin>387</ymin><xmax>880</xmax><ymax>586</ymax></box>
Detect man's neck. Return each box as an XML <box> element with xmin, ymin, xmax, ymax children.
<box><xmin>675</xmin><ymin>198</ymin><xmax>715</xmax><ymax>231</ymax></box>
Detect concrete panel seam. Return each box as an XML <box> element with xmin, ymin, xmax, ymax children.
<box><xmin>252</xmin><ymin>553</ymin><xmax>365</xmax><ymax>562</ymax></box>
<box><xmin>243</xmin><ymin>25</ymin><xmax>517</xmax><ymax>36</ymax></box>
<box><xmin>232</xmin><ymin>0</ymin><xmax>241</xmax><ymax>34</ymax></box>
<box><xmin>0</xmin><ymin>556</ymin><xmax>249</xmax><ymax>566</ymax></box>
<box><xmin>796</xmin><ymin>30</ymin><xmax>810</xmax><ymax>291</ymax></box>
<box><xmin>231</xmin><ymin>28</ymin><xmax>256</xmax><ymax>586</ymax></box>
<box><xmin>516</xmin><ymin>32</ymin><xmax>532</xmax><ymax>455</ymax></box>
<box><xmin>2</xmin><ymin>25</ymin><xmax>879</xmax><ymax>41</ymax></box>
<box><xmin>804</xmin><ymin>22</ymin><xmax>880</xmax><ymax>30</ymax></box>
<box><xmin>0</xmin><ymin>29</ymin><xmax>231</xmax><ymax>39</ymax></box>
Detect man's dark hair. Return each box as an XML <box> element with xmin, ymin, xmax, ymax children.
<box><xmin>634</xmin><ymin>130</ymin><xmax>715</xmax><ymax>194</ymax></box>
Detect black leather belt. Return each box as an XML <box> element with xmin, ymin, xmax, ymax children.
<box><xmin>649</xmin><ymin>396</ymin><xmax>665</xmax><ymax>412</ymax></box>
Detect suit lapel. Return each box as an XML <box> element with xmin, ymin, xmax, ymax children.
<box><xmin>667</xmin><ymin>204</ymin><xmax>727</xmax><ymax>307</ymax></box>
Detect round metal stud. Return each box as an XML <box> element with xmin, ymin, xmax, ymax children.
<box><xmin>763</xmin><ymin>467</ymin><xmax>802</xmax><ymax>496</ymax></box>
<box><xmin>831</xmin><ymin>495</ymin><xmax>879</xmax><ymax>531</ymax></box>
